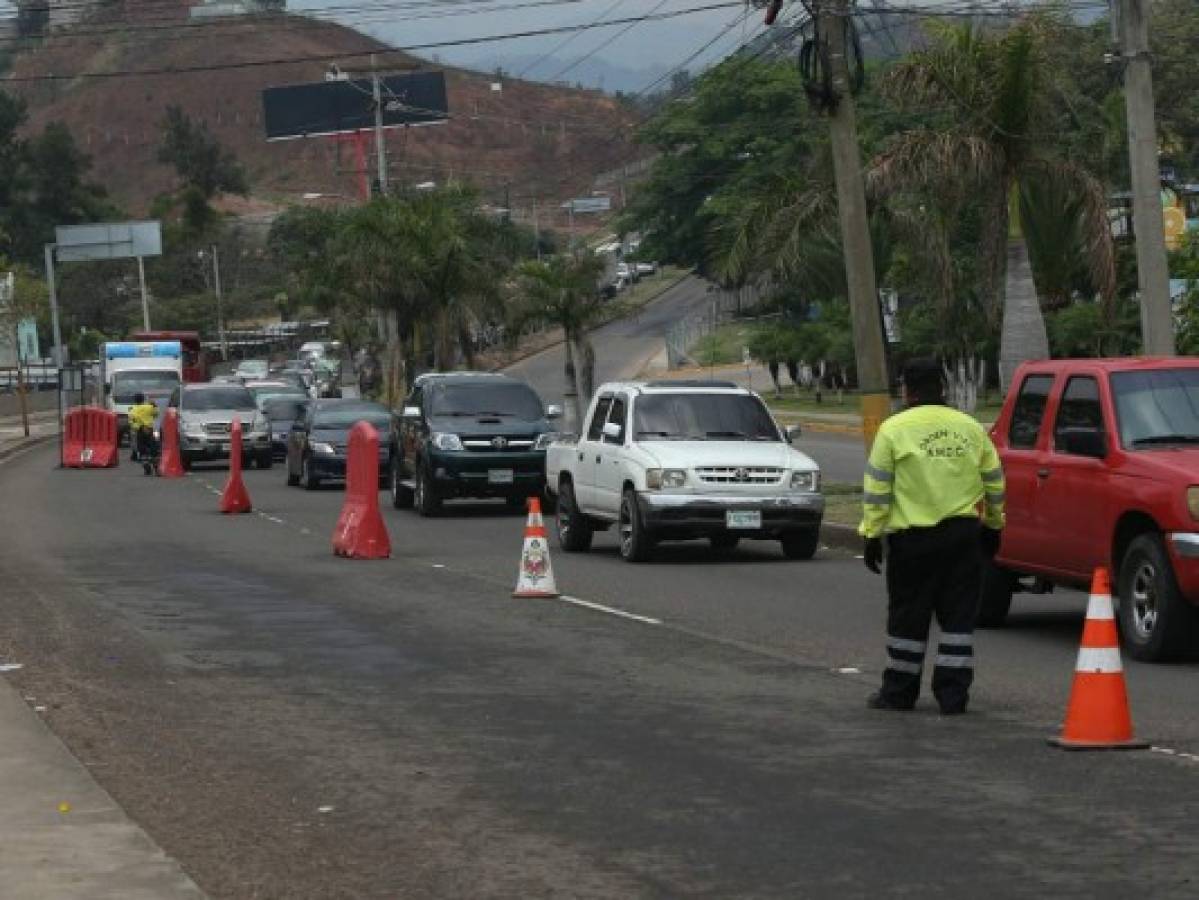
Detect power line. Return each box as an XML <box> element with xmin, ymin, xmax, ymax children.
<box><xmin>516</xmin><ymin>0</ymin><xmax>628</xmax><ymax>78</ymax></box>
<box><xmin>544</xmin><ymin>0</ymin><xmax>666</xmax><ymax>83</ymax></box>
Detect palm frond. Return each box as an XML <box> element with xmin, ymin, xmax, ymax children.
<box><xmin>868</xmin><ymin>130</ymin><xmax>1002</xmax><ymax>199</ymax></box>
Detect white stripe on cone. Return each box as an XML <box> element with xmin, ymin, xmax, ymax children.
<box><xmin>1075</xmin><ymin>646</ymin><xmax>1124</xmax><ymax>674</ymax></box>
<box><xmin>514</xmin><ymin>534</ymin><xmax>558</xmax><ymax>597</ymax></box>
<box><xmin>1084</xmin><ymin>592</ymin><xmax>1115</xmax><ymax>621</ymax></box>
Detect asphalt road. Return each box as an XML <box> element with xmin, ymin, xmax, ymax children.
<box><xmin>2</xmin><ymin>445</ymin><xmax>1199</xmax><ymax>898</ymax></box>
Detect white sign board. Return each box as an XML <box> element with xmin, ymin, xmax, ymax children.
<box><xmin>562</xmin><ymin>197</ymin><xmax>612</xmax><ymax>214</ymax></box>
<box><xmin>55</xmin><ymin>220</ymin><xmax>162</xmax><ymax>262</ymax></box>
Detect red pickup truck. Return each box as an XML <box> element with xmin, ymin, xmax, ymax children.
<box><xmin>984</xmin><ymin>358</ymin><xmax>1199</xmax><ymax>662</ymax></box>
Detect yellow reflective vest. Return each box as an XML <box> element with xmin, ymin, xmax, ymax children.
<box><xmin>858</xmin><ymin>404</ymin><xmax>1005</xmax><ymax>539</ymax></box>
<box><xmin>128</xmin><ymin>402</ymin><xmax>158</xmax><ymax>433</ymax></box>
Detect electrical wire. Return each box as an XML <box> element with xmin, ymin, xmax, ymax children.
<box><xmin>515</xmin><ymin>0</ymin><xmax>627</xmax><ymax>78</ymax></box>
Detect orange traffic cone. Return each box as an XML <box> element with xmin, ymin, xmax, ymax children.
<box><xmin>1049</xmin><ymin>568</ymin><xmax>1148</xmax><ymax>750</ymax></box>
<box><xmin>513</xmin><ymin>497</ymin><xmax>558</xmax><ymax>599</ymax></box>
<box><xmin>219</xmin><ymin>418</ymin><xmax>252</xmax><ymax>514</ymax></box>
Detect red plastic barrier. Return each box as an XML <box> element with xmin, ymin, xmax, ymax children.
<box><xmin>159</xmin><ymin>408</ymin><xmax>185</xmax><ymax>478</ymax></box>
<box><xmin>61</xmin><ymin>406</ymin><xmax>120</xmax><ymax>469</ymax></box>
<box><xmin>84</xmin><ymin>407</ymin><xmax>119</xmax><ymax>468</ymax></box>
<box><xmin>62</xmin><ymin>407</ymin><xmax>88</xmax><ymax>468</ymax></box>
<box><xmin>220</xmin><ymin>417</ymin><xmax>252</xmax><ymax>514</ymax></box>
<box><xmin>333</xmin><ymin>420</ymin><xmax>390</xmax><ymax>559</ymax></box>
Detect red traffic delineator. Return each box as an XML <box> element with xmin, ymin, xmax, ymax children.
<box><xmin>1049</xmin><ymin>568</ymin><xmax>1148</xmax><ymax>751</ymax></box>
<box><xmin>61</xmin><ymin>406</ymin><xmax>120</xmax><ymax>468</ymax></box>
<box><xmin>159</xmin><ymin>408</ymin><xmax>186</xmax><ymax>478</ymax></box>
<box><xmin>513</xmin><ymin>497</ymin><xmax>558</xmax><ymax>598</ymax></box>
<box><xmin>332</xmin><ymin>420</ymin><xmax>390</xmax><ymax>559</ymax></box>
<box><xmin>219</xmin><ymin>417</ymin><xmax>253</xmax><ymax>514</ymax></box>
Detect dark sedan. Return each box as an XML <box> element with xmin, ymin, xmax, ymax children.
<box><xmin>285</xmin><ymin>399</ymin><xmax>393</xmax><ymax>490</ymax></box>
<box><xmin>263</xmin><ymin>397</ymin><xmax>310</xmax><ymax>461</ymax></box>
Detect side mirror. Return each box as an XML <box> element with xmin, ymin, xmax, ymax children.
<box><xmin>602</xmin><ymin>421</ymin><xmax>623</xmax><ymax>443</ymax></box>
<box><xmin>546</xmin><ymin>404</ymin><xmax>563</xmax><ymax>420</ymax></box>
<box><xmin>786</xmin><ymin>424</ymin><xmax>802</xmax><ymax>444</ymax></box>
<box><xmin>1060</xmin><ymin>427</ymin><xmax>1107</xmax><ymax>459</ymax></box>
<box><xmin>402</xmin><ymin>405</ymin><xmax>420</xmax><ymax>419</ymax></box>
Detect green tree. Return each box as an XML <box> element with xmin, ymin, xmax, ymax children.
<box><xmin>510</xmin><ymin>252</ymin><xmax>608</xmax><ymax>425</ymax></box>
<box><xmin>871</xmin><ymin>19</ymin><xmax>1116</xmax><ymax>388</ymax></box>
<box><xmin>157</xmin><ymin>105</ymin><xmax>248</xmax><ymax>237</ymax></box>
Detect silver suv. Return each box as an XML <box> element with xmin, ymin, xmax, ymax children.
<box><xmin>170</xmin><ymin>383</ymin><xmax>272</xmax><ymax>470</ymax></box>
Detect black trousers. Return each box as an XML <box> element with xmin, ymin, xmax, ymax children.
<box><xmin>879</xmin><ymin>517</ymin><xmax>982</xmax><ymax>711</ymax></box>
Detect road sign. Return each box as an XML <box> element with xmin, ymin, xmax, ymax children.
<box><xmin>55</xmin><ymin>221</ymin><xmax>162</xmax><ymax>263</ymax></box>
<box><xmin>561</xmin><ymin>197</ymin><xmax>612</xmax><ymax>214</ymax></box>
<box><xmin>262</xmin><ymin>71</ymin><xmax>449</xmax><ymax>141</ymax></box>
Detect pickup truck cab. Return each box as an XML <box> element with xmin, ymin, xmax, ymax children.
<box><xmin>545</xmin><ymin>380</ymin><xmax>824</xmax><ymax>562</ymax></box>
<box><xmin>987</xmin><ymin>358</ymin><xmax>1199</xmax><ymax>661</ymax></box>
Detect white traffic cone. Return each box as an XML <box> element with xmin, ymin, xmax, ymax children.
<box><xmin>513</xmin><ymin>497</ymin><xmax>559</xmax><ymax>598</ymax></box>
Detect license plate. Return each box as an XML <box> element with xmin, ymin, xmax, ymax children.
<box><xmin>726</xmin><ymin>510</ymin><xmax>762</xmax><ymax>529</ymax></box>
<box><xmin>488</xmin><ymin>469</ymin><xmax>515</xmax><ymax>485</ymax></box>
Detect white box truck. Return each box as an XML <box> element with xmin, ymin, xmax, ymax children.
<box><xmin>101</xmin><ymin>341</ymin><xmax>184</xmax><ymax>443</ymax></box>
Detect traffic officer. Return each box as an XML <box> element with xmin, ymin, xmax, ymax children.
<box><xmin>859</xmin><ymin>358</ymin><xmax>1005</xmax><ymax>715</ymax></box>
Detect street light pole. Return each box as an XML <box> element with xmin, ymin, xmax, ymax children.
<box><xmin>211</xmin><ymin>244</ymin><xmax>228</xmax><ymax>361</ymax></box>
<box><xmin>43</xmin><ymin>243</ymin><xmax>64</xmax><ymax>368</ymax></box>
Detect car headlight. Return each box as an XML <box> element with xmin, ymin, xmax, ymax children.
<box><xmin>311</xmin><ymin>441</ymin><xmax>336</xmax><ymax>455</ymax></box>
<box><xmin>533</xmin><ymin>433</ymin><xmax>557</xmax><ymax>451</ymax></box>
<box><xmin>431</xmin><ymin>432</ymin><xmax>464</xmax><ymax>451</ymax></box>
<box><xmin>791</xmin><ymin>470</ymin><xmax>820</xmax><ymax>492</ymax></box>
<box><xmin>646</xmin><ymin>468</ymin><xmax>686</xmax><ymax>489</ymax></box>
<box><xmin>1187</xmin><ymin>486</ymin><xmax>1199</xmax><ymax>521</ymax></box>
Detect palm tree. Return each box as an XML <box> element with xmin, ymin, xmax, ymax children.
<box><xmin>870</xmin><ymin>19</ymin><xmax>1115</xmax><ymax>387</ymax></box>
<box><xmin>510</xmin><ymin>252</ymin><xmax>607</xmax><ymax>427</ymax></box>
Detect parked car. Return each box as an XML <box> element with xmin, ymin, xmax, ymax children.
<box><xmin>263</xmin><ymin>396</ymin><xmax>309</xmax><ymax>461</ymax></box>
<box><xmin>233</xmin><ymin>359</ymin><xmax>269</xmax><ymax>381</ymax></box>
<box><xmin>246</xmin><ymin>380</ymin><xmax>310</xmax><ymax>412</ymax></box>
<box><xmin>634</xmin><ymin>261</ymin><xmax>658</xmax><ymax>276</ymax></box>
<box><xmin>545</xmin><ymin>380</ymin><xmax>823</xmax><ymax>562</ymax></box>
<box><xmin>985</xmin><ymin>358</ymin><xmax>1199</xmax><ymax>661</ymax></box>
<box><xmin>285</xmin><ymin>399</ymin><xmax>393</xmax><ymax>490</ymax></box>
<box><xmin>170</xmin><ymin>383</ymin><xmax>272</xmax><ymax>470</ymax></box>
<box><xmin>616</xmin><ymin>261</ymin><xmax>639</xmax><ymax>284</ymax></box>
<box><xmin>388</xmin><ymin>372</ymin><xmax>561</xmax><ymax>515</ymax></box>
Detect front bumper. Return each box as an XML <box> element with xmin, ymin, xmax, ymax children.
<box><xmin>309</xmin><ymin>450</ymin><xmax>391</xmax><ymax>481</ymax></box>
<box><xmin>637</xmin><ymin>491</ymin><xmax>824</xmax><ymax>538</ymax></box>
<box><xmin>181</xmin><ymin>433</ymin><xmax>271</xmax><ymax>460</ymax></box>
<box><xmin>428</xmin><ymin>449</ymin><xmax>546</xmax><ymax>498</ymax></box>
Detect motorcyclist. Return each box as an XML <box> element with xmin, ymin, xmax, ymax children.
<box><xmin>127</xmin><ymin>392</ymin><xmax>159</xmax><ymax>463</ymax></box>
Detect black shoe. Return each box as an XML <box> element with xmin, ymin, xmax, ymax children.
<box><xmin>867</xmin><ymin>692</ymin><xmax>914</xmax><ymax>711</ymax></box>
<box><xmin>939</xmin><ymin>704</ymin><xmax>968</xmax><ymax>716</ymax></box>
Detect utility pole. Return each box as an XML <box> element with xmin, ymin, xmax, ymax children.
<box><xmin>533</xmin><ymin>197</ymin><xmax>542</xmax><ymax>261</ymax></box>
<box><xmin>43</xmin><ymin>244</ymin><xmax>64</xmax><ymax>368</ymax></box>
<box><xmin>371</xmin><ymin>55</ymin><xmax>390</xmax><ymax>196</ymax></box>
<box><xmin>211</xmin><ymin>245</ymin><xmax>228</xmax><ymax>361</ymax></box>
<box><xmin>1116</xmin><ymin>0</ymin><xmax>1174</xmax><ymax>354</ymax></box>
<box><xmin>820</xmin><ymin>0</ymin><xmax>890</xmax><ymax>445</ymax></box>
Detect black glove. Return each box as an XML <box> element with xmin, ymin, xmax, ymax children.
<box><xmin>863</xmin><ymin>537</ymin><xmax>883</xmax><ymax>575</ymax></box>
<box><xmin>979</xmin><ymin>527</ymin><xmax>1002</xmax><ymax>560</ymax></box>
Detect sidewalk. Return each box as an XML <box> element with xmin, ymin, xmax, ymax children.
<box><xmin>0</xmin><ymin>433</ymin><xmax>204</xmax><ymax>898</ymax></box>
<box><xmin>0</xmin><ymin>411</ymin><xmax>59</xmax><ymax>460</ymax></box>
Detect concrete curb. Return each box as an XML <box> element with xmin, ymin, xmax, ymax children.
<box><xmin>819</xmin><ymin>521</ymin><xmax>861</xmax><ymax>553</ymax></box>
<box><xmin>0</xmin><ymin>432</ymin><xmax>56</xmax><ymax>464</ymax></box>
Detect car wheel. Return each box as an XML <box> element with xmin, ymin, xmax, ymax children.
<box><xmin>415</xmin><ymin>464</ymin><xmax>441</xmax><ymax>517</ymax></box>
<box><xmin>390</xmin><ymin>458</ymin><xmax>414</xmax><ymax>509</ymax></box>
<box><xmin>302</xmin><ymin>455</ymin><xmax>321</xmax><ymax>491</ymax></box>
<box><xmin>710</xmin><ymin>534</ymin><xmax>740</xmax><ymax>553</ymax></box>
<box><xmin>286</xmin><ymin>462</ymin><xmax>300</xmax><ymax>487</ymax></box>
<box><xmin>1117</xmin><ymin>534</ymin><xmax>1199</xmax><ymax>662</ymax></box>
<box><xmin>506</xmin><ymin>495</ymin><xmax>527</xmax><ymax>511</ymax></box>
<box><xmin>556</xmin><ymin>480</ymin><xmax>593</xmax><ymax>552</ymax></box>
<box><xmin>180</xmin><ymin>453</ymin><xmax>192</xmax><ymax>472</ymax></box>
<box><xmin>257</xmin><ymin>452</ymin><xmax>272</xmax><ymax>470</ymax></box>
<box><xmin>780</xmin><ymin>529</ymin><xmax>819</xmax><ymax>560</ymax></box>
<box><xmin>977</xmin><ymin>562</ymin><xmax>1015</xmax><ymax>628</ymax></box>
<box><xmin>618</xmin><ymin>488</ymin><xmax>654</xmax><ymax>562</ymax></box>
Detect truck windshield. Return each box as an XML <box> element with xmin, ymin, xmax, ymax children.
<box><xmin>1112</xmin><ymin>369</ymin><xmax>1199</xmax><ymax>448</ymax></box>
<box><xmin>430</xmin><ymin>384</ymin><xmax>544</xmax><ymax>421</ymax></box>
<box><xmin>112</xmin><ymin>371</ymin><xmax>180</xmax><ymax>403</ymax></box>
<box><xmin>633</xmin><ymin>393</ymin><xmax>781</xmax><ymax>441</ymax></box>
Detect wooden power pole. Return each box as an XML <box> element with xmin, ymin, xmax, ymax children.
<box><xmin>1117</xmin><ymin>0</ymin><xmax>1174</xmax><ymax>355</ymax></box>
<box><xmin>820</xmin><ymin>0</ymin><xmax>890</xmax><ymax>445</ymax></box>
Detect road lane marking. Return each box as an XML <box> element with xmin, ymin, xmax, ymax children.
<box><xmin>559</xmin><ymin>595</ymin><xmax>662</xmax><ymax>626</ymax></box>
<box><xmin>1152</xmin><ymin>746</ymin><xmax>1199</xmax><ymax>764</ymax></box>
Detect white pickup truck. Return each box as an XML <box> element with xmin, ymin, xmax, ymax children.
<box><xmin>545</xmin><ymin>380</ymin><xmax>824</xmax><ymax>562</ymax></box>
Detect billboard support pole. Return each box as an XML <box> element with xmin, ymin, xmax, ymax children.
<box><xmin>43</xmin><ymin>243</ymin><xmax>63</xmax><ymax>368</ymax></box>
<box><xmin>371</xmin><ymin>55</ymin><xmax>389</xmax><ymax>196</ymax></box>
<box><xmin>136</xmin><ymin>255</ymin><xmax>151</xmax><ymax>331</ymax></box>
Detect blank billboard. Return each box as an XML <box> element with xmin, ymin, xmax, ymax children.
<box><xmin>262</xmin><ymin>71</ymin><xmax>449</xmax><ymax>141</ymax></box>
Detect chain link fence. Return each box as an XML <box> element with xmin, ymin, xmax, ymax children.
<box><xmin>665</xmin><ymin>283</ymin><xmax>771</xmax><ymax>368</ymax></box>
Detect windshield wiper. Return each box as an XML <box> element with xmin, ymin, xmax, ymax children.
<box><xmin>1132</xmin><ymin>434</ymin><xmax>1199</xmax><ymax>446</ymax></box>
<box><xmin>473</xmin><ymin>411</ymin><xmax>515</xmax><ymax>417</ymax></box>
<box><xmin>705</xmin><ymin>430</ymin><xmax>748</xmax><ymax>440</ymax></box>
<box><xmin>636</xmin><ymin>430</ymin><xmax>681</xmax><ymax>439</ymax></box>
